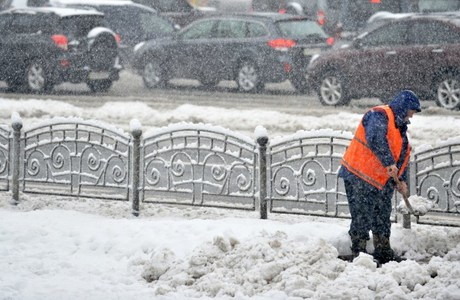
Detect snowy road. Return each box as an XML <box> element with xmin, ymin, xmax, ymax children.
<box><xmin>0</xmin><ymin>70</ymin><xmax>440</xmax><ymax>114</ymax></box>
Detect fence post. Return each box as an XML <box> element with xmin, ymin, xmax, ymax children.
<box><xmin>256</xmin><ymin>126</ymin><xmax>268</xmax><ymax>219</ymax></box>
<box><xmin>130</xmin><ymin>119</ymin><xmax>142</xmax><ymax>217</ymax></box>
<box><xmin>401</xmin><ymin>161</ymin><xmax>412</xmax><ymax>229</ymax></box>
<box><xmin>11</xmin><ymin>112</ymin><xmax>23</xmax><ymax>205</ymax></box>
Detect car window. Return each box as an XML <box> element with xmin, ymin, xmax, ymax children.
<box><xmin>140</xmin><ymin>13</ymin><xmax>175</xmax><ymax>38</ymax></box>
<box><xmin>180</xmin><ymin>20</ymin><xmax>215</xmax><ymax>39</ymax></box>
<box><xmin>409</xmin><ymin>21</ymin><xmax>460</xmax><ymax>45</ymax></box>
<box><xmin>247</xmin><ymin>21</ymin><xmax>268</xmax><ymax>38</ymax></box>
<box><xmin>216</xmin><ymin>20</ymin><xmax>246</xmax><ymax>39</ymax></box>
<box><xmin>9</xmin><ymin>14</ymin><xmax>52</xmax><ymax>34</ymax></box>
<box><xmin>60</xmin><ymin>15</ymin><xmax>107</xmax><ymax>37</ymax></box>
<box><xmin>417</xmin><ymin>0</ymin><xmax>460</xmax><ymax>12</ymax></box>
<box><xmin>360</xmin><ymin>22</ymin><xmax>407</xmax><ymax>47</ymax></box>
<box><xmin>276</xmin><ymin>20</ymin><xmax>327</xmax><ymax>39</ymax></box>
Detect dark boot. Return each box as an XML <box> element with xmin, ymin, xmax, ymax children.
<box><xmin>373</xmin><ymin>234</ymin><xmax>405</xmax><ymax>264</ymax></box>
<box><xmin>351</xmin><ymin>235</ymin><xmax>368</xmax><ymax>258</ymax></box>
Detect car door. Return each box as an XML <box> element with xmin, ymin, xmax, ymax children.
<box><xmin>347</xmin><ymin>21</ymin><xmax>408</xmax><ymax>97</ymax></box>
<box><xmin>212</xmin><ymin>19</ymin><xmax>248</xmax><ymax>81</ymax></box>
<box><xmin>174</xmin><ymin>19</ymin><xmax>217</xmax><ymax>79</ymax></box>
<box><xmin>405</xmin><ymin>19</ymin><xmax>460</xmax><ymax>94</ymax></box>
<box><xmin>0</xmin><ymin>14</ymin><xmax>13</xmax><ymax>79</ymax></box>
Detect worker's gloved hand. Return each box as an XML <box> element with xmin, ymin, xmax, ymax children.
<box><xmin>396</xmin><ymin>180</ymin><xmax>409</xmax><ymax>198</ymax></box>
<box><xmin>386</xmin><ymin>164</ymin><xmax>399</xmax><ymax>179</ymax></box>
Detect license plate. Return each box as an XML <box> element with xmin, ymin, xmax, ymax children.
<box><xmin>89</xmin><ymin>72</ymin><xmax>110</xmax><ymax>80</ymax></box>
<box><xmin>303</xmin><ymin>48</ymin><xmax>321</xmax><ymax>56</ymax></box>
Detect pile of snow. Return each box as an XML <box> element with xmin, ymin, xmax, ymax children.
<box><xmin>1</xmin><ymin>194</ymin><xmax>460</xmax><ymax>299</ymax></box>
<box><xmin>1</xmin><ymin>99</ymin><xmax>460</xmax><ymax>149</ymax></box>
<box><xmin>398</xmin><ymin>196</ymin><xmax>436</xmax><ymax>216</ymax></box>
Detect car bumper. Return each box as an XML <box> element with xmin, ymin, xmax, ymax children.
<box><xmin>53</xmin><ymin>57</ymin><xmax>123</xmax><ymax>84</ymax></box>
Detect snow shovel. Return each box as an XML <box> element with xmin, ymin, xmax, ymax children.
<box><xmin>393</xmin><ymin>176</ymin><xmax>417</xmax><ymax>216</ymax></box>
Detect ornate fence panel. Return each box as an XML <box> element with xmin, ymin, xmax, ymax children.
<box><xmin>0</xmin><ymin>125</ymin><xmax>10</xmax><ymax>191</ymax></box>
<box><xmin>268</xmin><ymin>130</ymin><xmax>354</xmax><ymax>217</ymax></box>
<box><xmin>22</xmin><ymin>120</ymin><xmax>131</xmax><ymax>200</ymax></box>
<box><xmin>141</xmin><ymin>124</ymin><xmax>257</xmax><ymax>210</ymax></box>
<box><xmin>414</xmin><ymin>141</ymin><xmax>460</xmax><ymax>226</ymax></box>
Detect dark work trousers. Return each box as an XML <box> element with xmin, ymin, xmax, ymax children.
<box><xmin>343</xmin><ymin>176</ymin><xmax>395</xmax><ymax>240</ymax></box>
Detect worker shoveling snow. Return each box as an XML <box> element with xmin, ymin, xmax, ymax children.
<box><xmin>398</xmin><ymin>195</ymin><xmax>435</xmax><ymax>216</ymax></box>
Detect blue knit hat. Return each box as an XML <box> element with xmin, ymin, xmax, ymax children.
<box><xmin>396</xmin><ymin>90</ymin><xmax>421</xmax><ymax>112</ymax></box>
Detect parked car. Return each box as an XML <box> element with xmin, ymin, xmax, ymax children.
<box><xmin>0</xmin><ymin>7</ymin><xmax>121</xmax><ymax>93</ymax></box>
<box><xmin>249</xmin><ymin>0</ymin><xmax>341</xmax><ymax>36</ymax></box>
<box><xmin>133</xmin><ymin>13</ymin><xmax>333</xmax><ymax>93</ymax></box>
<box><xmin>131</xmin><ymin>0</ymin><xmax>215</xmax><ymax>27</ymax></box>
<box><xmin>50</xmin><ymin>0</ymin><xmax>176</xmax><ymax>68</ymax></box>
<box><xmin>307</xmin><ymin>13</ymin><xmax>460</xmax><ymax>110</ymax></box>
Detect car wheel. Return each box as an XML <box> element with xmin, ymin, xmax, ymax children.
<box><xmin>237</xmin><ymin>60</ymin><xmax>264</xmax><ymax>93</ymax></box>
<box><xmin>435</xmin><ymin>73</ymin><xmax>460</xmax><ymax>110</ymax></box>
<box><xmin>143</xmin><ymin>60</ymin><xmax>166</xmax><ymax>89</ymax></box>
<box><xmin>317</xmin><ymin>72</ymin><xmax>350</xmax><ymax>106</ymax></box>
<box><xmin>290</xmin><ymin>74</ymin><xmax>309</xmax><ymax>94</ymax></box>
<box><xmin>87</xmin><ymin>79</ymin><xmax>112</xmax><ymax>93</ymax></box>
<box><xmin>25</xmin><ymin>60</ymin><xmax>53</xmax><ymax>93</ymax></box>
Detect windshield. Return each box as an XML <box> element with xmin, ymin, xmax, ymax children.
<box><xmin>277</xmin><ymin>20</ymin><xmax>327</xmax><ymax>39</ymax></box>
<box><xmin>59</xmin><ymin>15</ymin><xmax>106</xmax><ymax>37</ymax></box>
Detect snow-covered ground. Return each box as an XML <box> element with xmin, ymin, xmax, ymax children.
<box><xmin>0</xmin><ymin>97</ymin><xmax>460</xmax><ymax>299</ymax></box>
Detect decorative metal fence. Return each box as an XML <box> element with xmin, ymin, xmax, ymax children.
<box><xmin>267</xmin><ymin>130</ymin><xmax>352</xmax><ymax>218</ymax></box>
<box><xmin>3</xmin><ymin>116</ymin><xmax>460</xmax><ymax>227</ymax></box>
<box><xmin>140</xmin><ymin>124</ymin><xmax>258</xmax><ymax>210</ymax></box>
<box><xmin>21</xmin><ymin>120</ymin><xmax>131</xmax><ymax>201</ymax></box>
<box><xmin>0</xmin><ymin>126</ymin><xmax>10</xmax><ymax>191</ymax></box>
<box><xmin>414</xmin><ymin>141</ymin><xmax>460</xmax><ymax>225</ymax></box>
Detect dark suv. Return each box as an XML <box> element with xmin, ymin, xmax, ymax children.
<box><xmin>133</xmin><ymin>13</ymin><xmax>332</xmax><ymax>93</ymax></box>
<box><xmin>0</xmin><ymin>7</ymin><xmax>121</xmax><ymax>93</ymax></box>
<box><xmin>307</xmin><ymin>13</ymin><xmax>460</xmax><ymax>110</ymax></box>
<box><xmin>53</xmin><ymin>0</ymin><xmax>176</xmax><ymax>68</ymax></box>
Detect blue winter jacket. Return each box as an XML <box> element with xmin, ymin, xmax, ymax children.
<box><xmin>339</xmin><ymin>91</ymin><xmax>421</xmax><ymax>185</ymax></box>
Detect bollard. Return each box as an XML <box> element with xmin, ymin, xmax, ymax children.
<box><xmin>130</xmin><ymin>119</ymin><xmax>142</xmax><ymax>217</ymax></box>
<box><xmin>255</xmin><ymin>126</ymin><xmax>268</xmax><ymax>219</ymax></box>
<box><xmin>11</xmin><ymin>112</ymin><xmax>23</xmax><ymax>205</ymax></box>
<box><xmin>402</xmin><ymin>162</ymin><xmax>413</xmax><ymax>229</ymax></box>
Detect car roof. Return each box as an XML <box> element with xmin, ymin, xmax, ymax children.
<box><xmin>1</xmin><ymin>6</ymin><xmax>104</xmax><ymax>17</ymax></box>
<box><xmin>369</xmin><ymin>11</ymin><xmax>460</xmax><ymax>26</ymax></box>
<box><xmin>49</xmin><ymin>0</ymin><xmax>156</xmax><ymax>12</ymax></box>
<box><xmin>203</xmin><ymin>12</ymin><xmax>315</xmax><ymax>22</ymax></box>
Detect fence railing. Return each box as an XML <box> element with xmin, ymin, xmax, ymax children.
<box><xmin>3</xmin><ymin>115</ymin><xmax>460</xmax><ymax>227</ymax></box>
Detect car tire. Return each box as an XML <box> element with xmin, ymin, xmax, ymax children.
<box><xmin>236</xmin><ymin>60</ymin><xmax>264</xmax><ymax>93</ymax></box>
<box><xmin>317</xmin><ymin>72</ymin><xmax>350</xmax><ymax>106</ymax></box>
<box><xmin>143</xmin><ymin>59</ymin><xmax>166</xmax><ymax>89</ymax></box>
<box><xmin>25</xmin><ymin>60</ymin><xmax>53</xmax><ymax>93</ymax></box>
<box><xmin>435</xmin><ymin>72</ymin><xmax>460</xmax><ymax>110</ymax></box>
<box><xmin>290</xmin><ymin>74</ymin><xmax>309</xmax><ymax>94</ymax></box>
<box><xmin>87</xmin><ymin>79</ymin><xmax>113</xmax><ymax>93</ymax></box>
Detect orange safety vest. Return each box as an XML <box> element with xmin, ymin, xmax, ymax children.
<box><xmin>342</xmin><ymin>105</ymin><xmax>411</xmax><ymax>190</ymax></box>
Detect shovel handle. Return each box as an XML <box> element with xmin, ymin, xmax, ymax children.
<box><xmin>393</xmin><ymin>176</ymin><xmax>415</xmax><ymax>215</ymax></box>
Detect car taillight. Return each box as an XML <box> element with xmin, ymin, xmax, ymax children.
<box><xmin>326</xmin><ymin>37</ymin><xmax>335</xmax><ymax>46</ymax></box>
<box><xmin>267</xmin><ymin>39</ymin><xmax>296</xmax><ymax>51</ymax></box>
<box><xmin>278</xmin><ymin>9</ymin><xmax>286</xmax><ymax>14</ymax></box>
<box><xmin>317</xmin><ymin>10</ymin><xmax>326</xmax><ymax>26</ymax></box>
<box><xmin>115</xmin><ymin>34</ymin><xmax>121</xmax><ymax>45</ymax></box>
<box><xmin>51</xmin><ymin>34</ymin><xmax>68</xmax><ymax>50</ymax></box>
